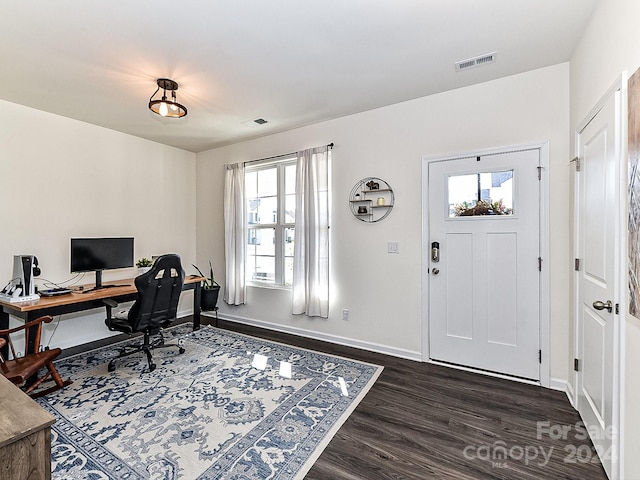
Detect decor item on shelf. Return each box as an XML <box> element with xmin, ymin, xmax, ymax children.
<box><xmin>135</xmin><ymin>257</ymin><xmax>153</xmax><ymax>274</ymax></box>
<box><xmin>148</xmin><ymin>78</ymin><xmax>187</xmax><ymax>118</ymax></box>
<box><xmin>192</xmin><ymin>261</ymin><xmax>220</xmax><ymax>311</ymax></box>
<box><xmin>349</xmin><ymin>177</ymin><xmax>395</xmax><ymax>223</ymax></box>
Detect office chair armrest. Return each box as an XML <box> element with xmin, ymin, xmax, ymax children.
<box><xmin>103</xmin><ymin>298</ymin><xmax>119</xmax><ymax>330</ymax></box>
<box><xmin>102</xmin><ymin>299</ymin><xmax>118</xmax><ymax>309</ymax></box>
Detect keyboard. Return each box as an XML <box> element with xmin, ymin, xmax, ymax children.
<box><xmin>39</xmin><ymin>287</ymin><xmax>73</xmax><ymax>297</ymax></box>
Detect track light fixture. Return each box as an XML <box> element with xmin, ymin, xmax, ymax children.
<box><xmin>148</xmin><ymin>78</ymin><xmax>187</xmax><ymax>118</ymax></box>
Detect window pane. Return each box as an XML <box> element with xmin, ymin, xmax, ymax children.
<box><xmin>448</xmin><ymin>170</ymin><xmax>514</xmax><ymax>217</ymax></box>
<box><xmin>247</xmin><ymin>228</ymin><xmax>275</xmax><ymax>284</ymax></box>
<box><xmin>284</xmin><ymin>228</ymin><xmax>294</xmax><ymax>286</ymax></box>
<box><xmin>258</xmin><ymin>168</ymin><xmax>277</xmax><ymax>196</ymax></box>
<box><xmin>245</xmin><ymin>170</ymin><xmax>257</xmax><ymax>199</ymax></box>
<box><xmin>284</xmin><ymin>227</ymin><xmax>295</xmax><ymax>256</ymax></box>
<box><xmin>284</xmin><ymin>256</ymin><xmax>294</xmax><ymax>286</ymax></box>
<box><xmin>247</xmin><ymin>228</ymin><xmax>275</xmax><ymax>256</ymax></box>
<box><xmin>256</xmin><ymin>196</ymin><xmax>277</xmax><ymax>224</ymax></box>
<box><xmin>285</xmin><ymin>194</ymin><xmax>296</xmax><ymax>224</ymax></box>
<box><xmin>253</xmin><ymin>256</ymin><xmax>275</xmax><ymax>283</ymax></box>
<box><xmin>285</xmin><ymin>164</ymin><xmax>296</xmax><ymax>194</ymax></box>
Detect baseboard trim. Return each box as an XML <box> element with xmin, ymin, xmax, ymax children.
<box><xmin>211</xmin><ymin>312</ymin><xmax>423</xmax><ymax>362</ymax></box>
<box><xmin>564</xmin><ymin>380</ymin><xmax>576</xmax><ymax>408</ymax></box>
<box><xmin>548</xmin><ymin>377</ymin><xmax>567</xmax><ymax>392</ymax></box>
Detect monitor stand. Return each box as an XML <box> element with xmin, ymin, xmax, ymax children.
<box><xmin>82</xmin><ymin>270</ymin><xmax>129</xmax><ymax>294</ymax></box>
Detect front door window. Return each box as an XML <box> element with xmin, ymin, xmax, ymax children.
<box><xmin>447</xmin><ymin>170</ymin><xmax>514</xmax><ymax>217</ymax></box>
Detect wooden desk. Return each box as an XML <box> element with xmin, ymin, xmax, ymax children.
<box><xmin>0</xmin><ymin>275</ymin><xmax>205</xmax><ymax>356</ymax></box>
<box><xmin>0</xmin><ymin>374</ymin><xmax>55</xmax><ymax>480</ymax></box>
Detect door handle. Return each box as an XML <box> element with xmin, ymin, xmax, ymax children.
<box><xmin>592</xmin><ymin>300</ymin><xmax>612</xmax><ymax>313</ymax></box>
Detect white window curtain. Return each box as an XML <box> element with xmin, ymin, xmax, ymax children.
<box><xmin>223</xmin><ymin>163</ymin><xmax>246</xmax><ymax>305</ymax></box>
<box><xmin>292</xmin><ymin>146</ymin><xmax>330</xmax><ymax>317</ymax></box>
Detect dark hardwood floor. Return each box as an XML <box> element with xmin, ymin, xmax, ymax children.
<box><xmin>213</xmin><ymin>318</ymin><xmax>608</xmax><ymax>480</ymax></box>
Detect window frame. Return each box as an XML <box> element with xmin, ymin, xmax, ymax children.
<box><xmin>245</xmin><ymin>156</ymin><xmax>297</xmax><ymax>288</ymax></box>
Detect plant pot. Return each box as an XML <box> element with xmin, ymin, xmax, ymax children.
<box><xmin>201</xmin><ymin>285</ymin><xmax>220</xmax><ymax>311</ymax></box>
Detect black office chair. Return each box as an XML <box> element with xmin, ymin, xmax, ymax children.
<box><xmin>104</xmin><ymin>254</ymin><xmax>186</xmax><ymax>372</ymax></box>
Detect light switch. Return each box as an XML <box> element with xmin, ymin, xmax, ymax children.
<box><xmin>387</xmin><ymin>241</ymin><xmax>400</xmax><ymax>254</ymax></box>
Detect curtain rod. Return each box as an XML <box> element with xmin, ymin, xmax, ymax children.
<box><xmin>243</xmin><ymin>142</ymin><xmax>333</xmax><ymax>166</ymax></box>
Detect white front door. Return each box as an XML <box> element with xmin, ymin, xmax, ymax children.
<box><xmin>427</xmin><ymin>147</ymin><xmax>541</xmax><ymax>380</ymax></box>
<box><xmin>575</xmin><ymin>83</ymin><xmax>622</xmax><ymax>479</ymax></box>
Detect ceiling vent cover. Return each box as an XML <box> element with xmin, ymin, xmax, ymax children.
<box><xmin>242</xmin><ymin>118</ymin><xmax>269</xmax><ymax>127</ymax></box>
<box><xmin>455</xmin><ymin>52</ymin><xmax>497</xmax><ymax>72</ymax></box>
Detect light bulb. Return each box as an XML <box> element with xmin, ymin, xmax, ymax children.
<box><xmin>159</xmin><ymin>102</ymin><xmax>169</xmax><ymax>117</ymax></box>
<box><xmin>169</xmin><ymin>103</ymin><xmax>178</xmax><ymax>112</ymax></box>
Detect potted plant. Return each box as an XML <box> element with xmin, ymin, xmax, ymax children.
<box><xmin>192</xmin><ymin>261</ymin><xmax>220</xmax><ymax>311</ymax></box>
<box><xmin>136</xmin><ymin>257</ymin><xmax>153</xmax><ymax>274</ymax></box>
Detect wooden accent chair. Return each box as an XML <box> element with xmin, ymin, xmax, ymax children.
<box><xmin>0</xmin><ymin>315</ymin><xmax>72</xmax><ymax>398</ymax></box>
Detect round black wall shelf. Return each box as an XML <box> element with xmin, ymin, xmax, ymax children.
<box><xmin>349</xmin><ymin>177</ymin><xmax>394</xmax><ymax>222</ymax></box>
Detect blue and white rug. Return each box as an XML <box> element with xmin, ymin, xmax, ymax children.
<box><xmin>37</xmin><ymin>325</ymin><xmax>382</xmax><ymax>479</ymax></box>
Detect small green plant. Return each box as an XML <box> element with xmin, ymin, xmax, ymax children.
<box><xmin>136</xmin><ymin>257</ymin><xmax>153</xmax><ymax>268</ymax></box>
<box><xmin>192</xmin><ymin>261</ymin><xmax>219</xmax><ymax>289</ymax></box>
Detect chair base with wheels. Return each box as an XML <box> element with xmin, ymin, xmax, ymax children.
<box><xmin>105</xmin><ymin>323</ymin><xmax>185</xmax><ymax>372</ymax></box>
<box><xmin>0</xmin><ymin>315</ymin><xmax>72</xmax><ymax>398</ymax></box>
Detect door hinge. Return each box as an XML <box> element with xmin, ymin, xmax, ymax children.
<box><xmin>574</xmin><ymin>258</ymin><xmax>580</xmax><ymax>271</ymax></box>
<box><xmin>574</xmin><ymin>358</ymin><xmax>579</xmax><ymax>372</ymax></box>
<box><xmin>570</xmin><ymin>156</ymin><xmax>581</xmax><ymax>172</ymax></box>
<box><xmin>538</xmin><ymin>350</ymin><xmax>542</xmax><ymax>364</ymax></box>
<box><xmin>537</xmin><ymin>166</ymin><xmax>543</xmax><ymax>180</ymax></box>
<box><xmin>538</xmin><ymin>257</ymin><xmax>542</xmax><ymax>271</ymax></box>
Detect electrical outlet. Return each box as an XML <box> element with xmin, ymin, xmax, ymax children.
<box><xmin>342</xmin><ymin>309</ymin><xmax>349</xmax><ymax>321</ymax></box>
<box><xmin>388</xmin><ymin>241</ymin><xmax>400</xmax><ymax>254</ymax></box>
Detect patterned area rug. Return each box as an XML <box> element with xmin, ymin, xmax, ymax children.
<box><xmin>36</xmin><ymin>325</ymin><xmax>382</xmax><ymax>479</ymax></box>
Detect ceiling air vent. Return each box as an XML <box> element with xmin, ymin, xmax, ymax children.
<box><xmin>455</xmin><ymin>52</ymin><xmax>497</xmax><ymax>72</ymax></box>
<box><xmin>242</xmin><ymin>118</ymin><xmax>269</xmax><ymax>127</ymax></box>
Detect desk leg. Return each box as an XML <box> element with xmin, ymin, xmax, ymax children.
<box><xmin>0</xmin><ymin>309</ymin><xmax>9</xmax><ymax>359</ymax></box>
<box><xmin>193</xmin><ymin>282</ymin><xmax>201</xmax><ymax>331</ymax></box>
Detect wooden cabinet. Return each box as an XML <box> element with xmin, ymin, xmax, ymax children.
<box><xmin>0</xmin><ymin>375</ymin><xmax>55</xmax><ymax>480</ymax></box>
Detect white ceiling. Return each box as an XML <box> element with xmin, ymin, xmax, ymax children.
<box><xmin>0</xmin><ymin>1</ymin><xmax>598</xmax><ymax>153</ymax></box>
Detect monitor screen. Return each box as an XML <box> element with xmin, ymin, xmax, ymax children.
<box><xmin>71</xmin><ymin>237</ymin><xmax>134</xmax><ymax>274</ymax></box>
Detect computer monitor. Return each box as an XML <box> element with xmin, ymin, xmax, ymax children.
<box><xmin>71</xmin><ymin>237</ymin><xmax>134</xmax><ymax>291</ymax></box>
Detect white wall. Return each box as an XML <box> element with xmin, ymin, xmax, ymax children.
<box><xmin>196</xmin><ymin>64</ymin><xmax>571</xmax><ymax>374</ymax></box>
<box><xmin>570</xmin><ymin>0</ymin><xmax>640</xmax><ymax>477</ymax></box>
<box><xmin>0</xmin><ymin>99</ymin><xmax>197</xmax><ymax>349</ymax></box>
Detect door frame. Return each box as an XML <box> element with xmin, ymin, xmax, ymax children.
<box><xmin>572</xmin><ymin>75</ymin><xmax>626</xmax><ymax>479</ymax></box>
<box><xmin>421</xmin><ymin>141</ymin><xmax>550</xmax><ymax>387</ymax></box>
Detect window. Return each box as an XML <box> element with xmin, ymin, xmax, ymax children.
<box><xmin>448</xmin><ymin>170</ymin><xmax>514</xmax><ymax>217</ymax></box>
<box><xmin>245</xmin><ymin>157</ymin><xmax>296</xmax><ymax>286</ymax></box>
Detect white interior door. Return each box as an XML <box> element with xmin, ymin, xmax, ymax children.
<box><xmin>575</xmin><ymin>84</ymin><xmax>622</xmax><ymax>479</ymax></box>
<box><xmin>428</xmin><ymin>148</ymin><xmax>541</xmax><ymax>380</ymax></box>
